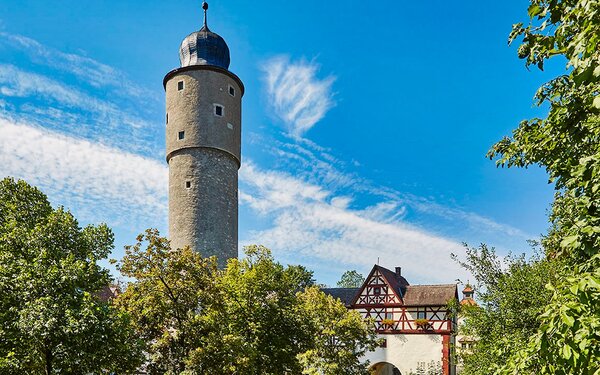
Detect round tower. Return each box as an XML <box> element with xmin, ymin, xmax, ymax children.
<box><xmin>164</xmin><ymin>2</ymin><xmax>243</xmax><ymax>268</ymax></box>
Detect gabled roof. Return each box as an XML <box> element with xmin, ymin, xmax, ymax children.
<box><xmin>375</xmin><ymin>265</ymin><xmax>409</xmax><ymax>296</ymax></box>
<box><xmin>349</xmin><ymin>264</ymin><xmax>409</xmax><ymax>306</ymax></box>
<box><xmin>323</xmin><ymin>265</ymin><xmax>459</xmax><ymax>308</ymax></box>
<box><xmin>322</xmin><ymin>288</ymin><xmax>359</xmax><ymax>306</ymax></box>
<box><xmin>402</xmin><ymin>284</ymin><xmax>458</xmax><ymax>306</ymax></box>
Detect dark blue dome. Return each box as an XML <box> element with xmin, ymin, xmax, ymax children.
<box><xmin>179</xmin><ymin>25</ymin><xmax>230</xmax><ymax>70</ymax></box>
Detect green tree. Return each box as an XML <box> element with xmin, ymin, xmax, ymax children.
<box><xmin>296</xmin><ymin>286</ymin><xmax>379</xmax><ymax>375</ymax></box>
<box><xmin>115</xmin><ymin>228</ymin><xmax>219</xmax><ymax>375</ymax></box>
<box><xmin>337</xmin><ymin>270</ymin><xmax>365</xmax><ymax>288</ymax></box>
<box><xmin>484</xmin><ymin>0</ymin><xmax>600</xmax><ymax>372</ymax></box>
<box><xmin>452</xmin><ymin>244</ymin><xmax>554</xmax><ymax>374</ymax></box>
<box><xmin>187</xmin><ymin>245</ymin><xmax>315</xmax><ymax>374</ymax></box>
<box><xmin>118</xmin><ymin>237</ymin><xmax>378</xmax><ymax>374</ymax></box>
<box><xmin>0</xmin><ymin>177</ymin><xmax>142</xmax><ymax>374</ymax></box>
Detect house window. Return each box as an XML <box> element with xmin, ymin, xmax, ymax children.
<box><xmin>185</xmin><ymin>181</ymin><xmax>191</xmax><ymax>189</ymax></box>
<box><xmin>178</xmin><ymin>131</ymin><xmax>185</xmax><ymax>140</ymax></box>
<box><xmin>380</xmin><ymin>339</ymin><xmax>387</xmax><ymax>348</ymax></box>
<box><xmin>386</xmin><ymin>312</ymin><xmax>393</xmax><ymax>320</ymax></box>
<box><xmin>228</xmin><ymin>85</ymin><xmax>235</xmax><ymax>96</ymax></box>
<box><xmin>214</xmin><ymin>104</ymin><xmax>223</xmax><ymax>117</ymax></box>
<box><xmin>373</xmin><ymin>287</ymin><xmax>381</xmax><ymax>295</ymax></box>
<box><xmin>178</xmin><ymin>81</ymin><xmax>184</xmax><ymax>91</ymax></box>
<box><xmin>417</xmin><ymin>309</ymin><xmax>426</xmax><ymax>320</ymax></box>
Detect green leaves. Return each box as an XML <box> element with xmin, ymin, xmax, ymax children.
<box><xmin>337</xmin><ymin>270</ymin><xmax>365</xmax><ymax>288</ymax></box>
<box><xmin>296</xmin><ymin>286</ymin><xmax>379</xmax><ymax>375</ymax></box>
<box><xmin>0</xmin><ymin>177</ymin><xmax>143</xmax><ymax>374</ymax></box>
<box><xmin>454</xmin><ymin>245</ymin><xmax>555</xmax><ymax>375</ymax></box>
<box><xmin>118</xmin><ymin>240</ymin><xmax>376</xmax><ymax>375</ymax></box>
<box><xmin>485</xmin><ymin>1</ymin><xmax>600</xmax><ymax>370</ymax></box>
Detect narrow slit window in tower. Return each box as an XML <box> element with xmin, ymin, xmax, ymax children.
<box><xmin>178</xmin><ymin>131</ymin><xmax>185</xmax><ymax>140</ymax></box>
<box><xmin>185</xmin><ymin>181</ymin><xmax>191</xmax><ymax>189</ymax></box>
<box><xmin>166</xmin><ymin>113</ymin><xmax>168</xmax><ymax>124</ymax></box>
<box><xmin>178</xmin><ymin>81</ymin><xmax>184</xmax><ymax>91</ymax></box>
<box><xmin>214</xmin><ymin>104</ymin><xmax>223</xmax><ymax>117</ymax></box>
<box><xmin>228</xmin><ymin>85</ymin><xmax>235</xmax><ymax>96</ymax></box>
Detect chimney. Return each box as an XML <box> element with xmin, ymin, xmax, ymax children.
<box><xmin>395</xmin><ymin>267</ymin><xmax>402</xmax><ymax>277</ymax></box>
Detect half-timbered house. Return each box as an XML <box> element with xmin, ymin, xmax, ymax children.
<box><xmin>323</xmin><ymin>265</ymin><xmax>458</xmax><ymax>375</ymax></box>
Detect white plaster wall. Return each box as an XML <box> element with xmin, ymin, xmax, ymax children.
<box><xmin>365</xmin><ymin>334</ymin><xmax>443</xmax><ymax>375</ymax></box>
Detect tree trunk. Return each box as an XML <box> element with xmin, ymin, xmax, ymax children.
<box><xmin>45</xmin><ymin>348</ymin><xmax>52</xmax><ymax>375</ymax></box>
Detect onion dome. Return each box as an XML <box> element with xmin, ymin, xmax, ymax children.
<box><xmin>179</xmin><ymin>1</ymin><xmax>230</xmax><ymax>69</ymax></box>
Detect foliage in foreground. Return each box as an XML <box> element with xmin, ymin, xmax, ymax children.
<box><xmin>467</xmin><ymin>0</ymin><xmax>600</xmax><ymax>373</ymax></box>
<box><xmin>116</xmin><ymin>233</ymin><xmax>379</xmax><ymax>375</ymax></box>
<box><xmin>0</xmin><ymin>177</ymin><xmax>143</xmax><ymax>374</ymax></box>
<box><xmin>452</xmin><ymin>244</ymin><xmax>555</xmax><ymax>374</ymax></box>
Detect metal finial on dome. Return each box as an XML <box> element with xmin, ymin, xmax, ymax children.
<box><xmin>179</xmin><ymin>0</ymin><xmax>230</xmax><ymax>69</ymax></box>
<box><xmin>202</xmin><ymin>1</ymin><xmax>209</xmax><ymax>29</ymax></box>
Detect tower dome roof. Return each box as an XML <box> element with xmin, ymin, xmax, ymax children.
<box><xmin>179</xmin><ymin>2</ymin><xmax>230</xmax><ymax>70</ymax></box>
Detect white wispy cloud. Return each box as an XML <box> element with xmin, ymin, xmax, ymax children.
<box><xmin>0</xmin><ymin>63</ymin><xmax>161</xmax><ymax>156</ymax></box>
<box><xmin>0</xmin><ymin>32</ymin><xmax>530</xmax><ymax>286</ymax></box>
<box><xmin>261</xmin><ymin>56</ymin><xmax>335</xmax><ymax>136</ymax></box>
<box><xmin>241</xmin><ymin>131</ymin><xmax>533</xmax><ymax>284</ymax></box>
<box><xmin>239</xmin><ymin>161</ymin><xmax>468</xmax><ymax>284</ymax></box>
<box><xmin>0</xmin><ymin>32</ymin><xmax>151</xmax><ymax>99</ymax></box>
<box><xmin>0</xmin><ymin>117</ymin><xmax>167</xmax><ymax>227</ymax></box>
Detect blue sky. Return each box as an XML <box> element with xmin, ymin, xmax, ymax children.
<box><xmin>0</xmin><ymin>0</ymin><xmax>559</xmax><ymax>286</ymax></box>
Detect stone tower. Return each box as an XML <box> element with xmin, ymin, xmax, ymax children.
<box><xmin>163</xmin><ymin>1</ymin><xmax>243</xmax><ymax>268</ymax></box>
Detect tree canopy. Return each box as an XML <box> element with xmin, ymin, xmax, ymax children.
<box><xmin>453</xmin><ymin>244</ymin><xmax>555</xmax><ymax>374</ymax></box>
<box><xmin>117</xmin><ymin>238</ymin><xmax>379</xmax><ymax>374</ymax></box>
<box><xmin>337</xmin><ymin>270</ymin><xmax>365</xmax><ymax>288</ymax></box>
<box><xmin>462</xmin><ymin>0</ymin><xmax>600</xmax><ymax>373</ymax></box>
<box><xmin>0</xmin><ymin>177</ymin><xmax>142</xmax><ymax>374</ymax></box>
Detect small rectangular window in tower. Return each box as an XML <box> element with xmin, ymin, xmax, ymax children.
<box><xmin>214</xmin><ymin>104</ymin><xmax>223</xmax><ymax>117</ymax></box>
<box><xmin>228</xmin><ymin>85</ymin><xmax>235</xmax><ymax>96</ymax></box>
<box><xmin>185</xmin><ymin>181</ymin><xmax>191</xmax><ymax>189</ymax></box>
<box><xmin>178</xmin><ymin>131</ymin><xmax>185</xmax><ymax>140</ymax></box>
<box><xmin>177</xmin><ymin>81</ymin><xmax>184</xmax><ymax>91</ymax></box>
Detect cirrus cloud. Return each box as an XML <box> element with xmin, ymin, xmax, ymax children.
<box><xmin>261</xmin><ymin>56</ymin><xmax>335</xmax><ymax>137</ymax></box>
